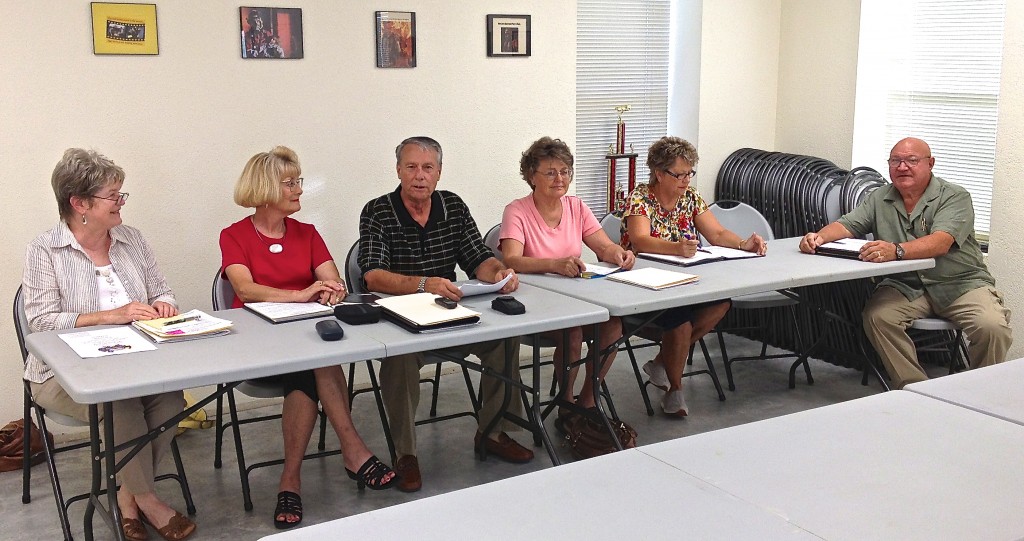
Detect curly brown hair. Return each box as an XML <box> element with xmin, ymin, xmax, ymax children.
<box><xmin>519</xmin><ymin>137</ymin><xmax>574</xmax><ymax>189</ymax></box>
<box><xmin>646</xmin><ymin>136</ymin><xmax>698</xmax><ymax>185</ymax></box>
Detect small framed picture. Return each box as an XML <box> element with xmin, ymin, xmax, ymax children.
<box><xmin>239</xmin><ymin>7</ymin><xmax>304</xmax><ymax>59</ymax></box>
<box><xmin>375</xmin><ymin>11</ymin><xmax>416</xmax><ymax>68</ymax></box>
<box><xmin>91</xmin><ymin>2</ymin><xmax>159</xmax><ymax>55</ymax></box>
<box><xmin>486</xmin><ymin>14</ymin><xmax>531</xmax><ymax>57</ymax></box>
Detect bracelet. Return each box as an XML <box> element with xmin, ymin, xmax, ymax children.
<box><xmin>738</xmin><ymin>241</ymin><xmax>744</xmax><ymax>250</ymax></box>
<box><xmin>416</xmin><ymin>276</ymin><xmax>427</xmax><ymax>293</ymax></box>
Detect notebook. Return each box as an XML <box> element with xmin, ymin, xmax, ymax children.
<box><xmin>375</xmin><ymin>293</ymin><xmax>481</xmax><ymax>333</ymax></box>
<box><xmin>814</xmin><ymin>238</ymin><xmax>869</xmax><ymax>260</ymax></box>
<box><xmin>605</xmin><ymin>267</ymin><xmax>699</xmax><ymax>290</ymax></box>
<box><xmin>639</xmin><ymin>246</ymin><xmax>761</xmax><ymax>267</ymax></box>
<box><xmin>131</xmin><ymin>309</ymin><xmax>233</xmax><ymax>342</ymax></box>
<box><xmin>243</xmin><ymin>302</ymin><xmax>334</xmax><ymax>324</ymax></box>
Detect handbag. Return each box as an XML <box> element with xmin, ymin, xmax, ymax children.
<box><xmin>0</xmin><ymin>419</ymin><xmax>49</xmax><ymax>472</ymax></box>
<box><xmin>564</xmin><ymin>413</ymin><xmax>637</xmax><ymax>460</ymax></box>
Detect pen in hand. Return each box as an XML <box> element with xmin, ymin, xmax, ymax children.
<box><xmin>161</xmin><ymin>315</ymin><xmax>199</xmax><ymax>326</ymax></box>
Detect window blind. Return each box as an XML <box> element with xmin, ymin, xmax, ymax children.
<box><xmin>855</xmin><ymin>0</ymin><xmax>1005</xmax><ymax>235</ymax></box>
<box><xmin>576</xmin><ymin>0</ymin><xmax>670</xmax><ymax>216</ymax></box>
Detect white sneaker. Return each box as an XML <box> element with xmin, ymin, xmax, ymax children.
<box><xmin>662</xmin><ymin>389</ymin><xmax>689</xmax><ymax>417</ymax></box>
<box><xmin>642</xmin><ymin>360</ymin><xmax>670</xmax><ymax>391</ymax></box>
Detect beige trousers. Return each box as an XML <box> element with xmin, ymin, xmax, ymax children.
<box><xmin>31</xmin><ymin>378</ymin><xmax>185</xmax><ymax>495</ymax></box>
<box><xmin>862</xmin><ymin>285</ymin><xmax>1012</xmax><ymax>389</ymax></box>
<box><xmin>379</xmin><ymin>338</ymin><xmax>523</xmax><ymax>458</ymax></box>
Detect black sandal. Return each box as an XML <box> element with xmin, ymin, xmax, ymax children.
<box><xmin>273</xmin><ymin>491</ymin><xmax>302</xmax><ymax>530</ymax></box>
<box><xmin>346</xmin><ymin>455</ymin><xmax>397</xmax><ymax>491</ymax></box>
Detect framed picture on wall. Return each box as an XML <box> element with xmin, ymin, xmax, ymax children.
<box><xmin>375</xmin><ymin>11</ymin><xmax>416</xmax><ymax>68</ymax></box>
<box><xmin>486</xmin><ymin>14</ymin><xmax>531</xmax><ymax>57</ymax></box>
<box><xmin>91</xmin><ymin>2</ymin><xmax>159</xmax><ymax>55</ymax></box>
<box><xmin>239</xmin><ymin>7</ymin><xmax>304</xmax><ymax>59</ymax></box>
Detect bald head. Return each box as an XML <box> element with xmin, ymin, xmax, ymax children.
<box><xmin>890</xmin><ymin>137</ymin><xmax>931</xmax><ymax>158</ymax></box>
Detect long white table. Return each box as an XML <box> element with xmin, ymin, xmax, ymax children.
<box><xmin>258</xmin><ymin>448</ymin><xmax>821</xmax><ymax>541</ymax></box>
<box><xmin>640</xmin><ymin>391</ymin><xmax>1024</xmax><ymax>541</ymax></box>
<box><xmin>25</xmin><ymin>284</ymin><xmax>607</xmax><ymax>541</ymax></box>
<box><xmin>905</xmin><ymin>358</ymin><xmax>1024</xmax><ymax>426</ymax></box>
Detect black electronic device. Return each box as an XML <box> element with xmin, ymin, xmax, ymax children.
<box><xmin>315</xmin><ymin>319</ymin><xmax>345</xmax><ymax>341</ymax></box>
<box><xmin>334</xmin><ymin>303</ymin><xmax>382</xmax><ymax>325</ymax></box>
<box><xmin>435</xmin><ymin>296</ymin><xmax>458</xmax><ymax>309</ymax></box>
<box><xmin>491</xmin><ymin>295</ymin><xmax>525</xmax><ymax>315</ymax></box>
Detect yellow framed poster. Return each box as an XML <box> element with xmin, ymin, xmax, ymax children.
<box><xmin>91</xmin><ymin>3</ymin><xmax>159</xmax><ymax>55</ymax></box>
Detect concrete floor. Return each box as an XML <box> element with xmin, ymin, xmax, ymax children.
<box><xmin>1</xmin><ymin>334</ymin><xmax>934</xmax><ymax>541</ymax></box>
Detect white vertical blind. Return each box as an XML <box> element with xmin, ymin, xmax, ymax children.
<box><xmin>576</xmin><ymin>0</ymin><xmax>671</xmax><ymax>216</ymax></box>
<box><xmin>854</xmin><ymin>0</ymin><xmax>1005</xmax><ymax>235</ymax></box>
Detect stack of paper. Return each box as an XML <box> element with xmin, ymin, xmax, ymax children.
<box><xmin>132</xmin><ymin>309</ymin><xmax>233</xmax><ymax>342</ymax></box>
<box><xmin>606</xmin><ymin>267</ymin><xmax>699</xmax><ymax>290</ymax></box>
<box><xmin>244</xmin><ymin>302</ymin><xmax>335</xmax><ymax>324</ymax></box>
<box><xmin>580</xmin><ymin>262</ymin><xmax>621</xmax><ymax>279</ymax></box>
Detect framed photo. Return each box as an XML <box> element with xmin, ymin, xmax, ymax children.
<box><xmin>239</xmin><ymin>7</ymin><xmax>304</xmax><ymax>59</ymax></box>
<box><xmin>375</xmin><ymin>11</ymin><xmax>416</xmax><ymax>68</ymax></box>
<box><xmin>486</xmin><ymin>14</ymin><xmax>531</xmax><ymax>57</ymax></box>
<box><xmin>91</xmin><ymin>3</ymin><xmax>159</xmax><ymax>55</ymax></box>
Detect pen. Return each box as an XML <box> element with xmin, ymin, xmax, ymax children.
<box><xmin>696</xmin><ymin>248</ymin><xmax>712</xmax><ymax>254</ymax></box>
<box><xmin>161</xmin><ymin>315</ymin><xmax>199</xmax><ymax>326</ymax></box>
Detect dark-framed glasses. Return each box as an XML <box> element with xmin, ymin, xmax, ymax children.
<box><xmin>664</xmin><ymin>169</ymin><xmax>696</xmax><ymax>180</ymax></box>
<box><xmin>93</xmin><ymin>192</ymin><xmax>129</xmax><ymax>205</ymax></box>
<box><xmin>281</xmin><ymin>177</ymin><xmax>304</xmax><ymax>190</ymax></box>
<box><xmin>887</xmin><ymin>156</ymin><xmax>930</xmax><ymax>168</ymax></box>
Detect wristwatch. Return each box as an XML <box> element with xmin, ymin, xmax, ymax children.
<box><xmin>894</xmin><ymin>243</ymin><xmax>905</xmax><ymax>261</ymax></box>
<box><xmin>416</xmin><ymin>276</ymin><xmax>427</xmax><ymax>293</ymax></box>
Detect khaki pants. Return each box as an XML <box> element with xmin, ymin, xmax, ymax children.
<box><xmin>31</xmin><ymin>378</ymin><xmax>184</xmax><ymax>495</ymax></box>
<box><xmin>379</xmin><ymin>338</ymin><xmax>523</xmax><ymax>458</ymax></box>
<box><xmin>862</xmin><ymin>285</ymin><xmax>1012</xmax><ymax>389</ymax></box>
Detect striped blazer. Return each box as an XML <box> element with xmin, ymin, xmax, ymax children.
<box><xmin>22</xmin><ymin>221</ymin><xmax>176</xmax><ymax>383</ymax></box>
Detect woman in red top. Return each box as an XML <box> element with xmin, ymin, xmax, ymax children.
<box><xmin>220</xmin><ymin>146</ymin><xmax>395</xmax><ymax>529</ymax></box>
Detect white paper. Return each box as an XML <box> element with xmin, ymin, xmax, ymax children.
<box><xmin>243</xmin><ymin>302</ymin><xmax>333</xmax><ymax>320</ymax></box>
<box><xmin>458</xmin><ymin>272</ymin><xmax>513</xmax><ymax>297</ymax></box>
<box><xmin>819</xmin><ymin>238</ymin><xmax>869</xmax><ymax>253</ymax></box>
<box><xmin>580</xmin><ymin>262</ymin><xmax>620</xmax><ymax>278</ymax></box>
<box><xmin>57</xmin><ymin>327</ymin><xmax>157</xmax><ymax>358</ymax></box>
<box><xmin>375</xmin><ymin>293</ymin><xmax>481</xmax><ymax>326</ymax></box>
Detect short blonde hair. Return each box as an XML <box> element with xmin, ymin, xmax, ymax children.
<box><xmin>234</xmin><ymin>146</ymin><xmax>301</xmax><ymax>207</ymax></box>
<box><xmin>646</xmin><ymin>136</ymin><xmax>698</xmax><ymax>185</ymax></box>
<box><xmin>51</xmin><ymin>148</ymin><xmax>125</xmax><ymax>220</ymax></box>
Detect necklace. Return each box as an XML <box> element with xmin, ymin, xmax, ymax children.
<box><xmin>95</xmin><ymin>266</ymin><xmax>121</xmax><ymax>305</ymax></box>
<box><xmin>251</xmin><ymin>217</ymin><xmax>284</xmax><ymax>254</ymax></box>
<box><xmin>95</xmin><ymin>267</ymin><xmax>115</xmax><ymax>287</ymax></box>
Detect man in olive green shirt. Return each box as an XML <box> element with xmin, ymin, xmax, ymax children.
<box><xmin>800</xmin><ymin>137</ymin><xmax>1012</xmax><ymax>389</ymax></box>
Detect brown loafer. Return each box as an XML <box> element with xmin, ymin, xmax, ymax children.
<box><xmin>122</xmin><ymin>517</ymin><xmax>148</xmax><ymax>541</ymax></box>
<box><xmin>475</xmin><ymin>431</ymin><xmax>534</xmax><ymax>463</ymax></box>
<box><xmin>141</xmin><ymin>511</ymin><xmax>196</xmax><ymax>541</ymax></box>
<box><xmin>394</xmin><ymin>455</ymin><xmax>422</xmax><ymax>493</ymax></box>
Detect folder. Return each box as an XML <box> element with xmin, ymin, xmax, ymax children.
<box><xmin>814</xmin><ymin>239</ymin><xmax>869</xmax><ymax>260</ymax></box>
<box><xmin>244</xmin><ymin>302</ymin><xmax>334</xmax><ymax>324</ymax></box>
<box><xmin>606</xmin><ymin>267</ymin><xmax>699</xmax><ymax>290</ymax></box>
<box><xmin>375</xmin><ymin>293</ymin><xmax>481</xmax><ymax>333</ymax></box>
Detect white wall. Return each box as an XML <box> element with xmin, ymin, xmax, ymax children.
<box><xmin>988</xmin><ymin>0</ymin><xmax>1024</xmax><ymax>361</ymax></box>
<box><xmin>693</xmin><ymin>0</ymin><xmax>781</xmax><ymax>196</ymax></box>
<box><xmin>0</xmin><ymin>1</ymin><xmax>576</xmax><ymax>425</ymax></box>
<box><xmin>775</xmin><ymin>0</ymin><xmax>860</xmax><ymax>167</ymax></box>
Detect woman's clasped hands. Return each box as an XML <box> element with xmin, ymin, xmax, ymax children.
<box><xmin>303</xmin><ymin>279</ymin><xmax>346</xmax><ymax>305</ymax></box>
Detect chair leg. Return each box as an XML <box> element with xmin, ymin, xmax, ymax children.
<box><xmin>715</xmin><ymin>328</ymin><xmax>736</xmax><ymax>392</ymax></box>
<box><xmin>363</xmin><ymin>360</ymin><xmax>397</xmax><ymax>463</ymax></box>
<box><xmin>428</xmin><ymin>363</ymin><xmax>443</xmax><ymax>417</ymax></box>
<box><xmin>33</xmin><ymin>407</ymin><xmax>74</xmax><ymax>541</ymax></box>
<box><xmin>169</xmin><ymin>438</ymin><xmax>197</xmax><ymax>515</ymax></box>
<box><xmin>624</xmin><ymin>340</ymin><xmax>655</xmax><ymax>417</ymax></box>
<box><xmin>697</xmin><ymin>338</ymin><xmax>726</xmax><ymax>401</ymax></box>
<box><xmin>461</xmin><ymin>365</ymin><xmax>482</xmax><ymax>415</ymax></box>
<box><xmin>599</xmin><ymin>381</ymin><xmax>618</xmax><ymax>420</ymax></box>
<box><xmin>22</xmin><ymin>387</ymin><xmax>32</xmax><ymax>505</ymax></box>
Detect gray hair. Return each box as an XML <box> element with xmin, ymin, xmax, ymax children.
<box><xmin>395</xmin><ymin>136</ymin><xmax>443</xmax><ymax>166</ymax></box>
<box><xmin>51</xmin><ymin>148</ymin><xmax>125</xmax><ymax>220</ymax></box>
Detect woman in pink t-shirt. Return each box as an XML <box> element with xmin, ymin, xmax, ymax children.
<box><xmin>499</xmin><ymin>137</ymin><xmax>635</xmax><ymax>432</ymax></box>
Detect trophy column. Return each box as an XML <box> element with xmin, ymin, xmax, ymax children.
<box><xmin>606</xmin><ymin>105</ymin><xmax>637</xmax><ymax>214</ymax></box>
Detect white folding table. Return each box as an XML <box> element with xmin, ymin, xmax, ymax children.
<box><xmin>905</xmin><ymin>357</ymin><xmax>1024</xmax><ymax>426</ymax></box>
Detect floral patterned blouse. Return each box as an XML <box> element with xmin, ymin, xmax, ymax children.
<box><xmin>619</xmin><ymin>182</ymin><xmax>709</xmax><ymax>251</ymax></box>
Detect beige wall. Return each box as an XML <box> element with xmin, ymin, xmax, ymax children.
<box><xmin>988</xmin><ymin>0</ymin><xmax>1024</xmax><ymax>361</ymax></box>
<box><xmin>0</xmin><ymin>1</ymin><xmax>576</xmax><ymax>425</ymax></box>
<box><xmin>692</xmin><ymin>0</ymin><xmax>781</xmax><ymax>196</ymax></box>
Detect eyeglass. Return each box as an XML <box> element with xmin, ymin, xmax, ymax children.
<box><xmin>538</xmin><ymin>169</ymin><xmax>573</xmax><ymax>180</ymax></box>
<box><xmin>281</xmin><ymin>177</ymin><xmax>304</xmax><ymax>190</ymax></box>
<box><xmin>887</xmin><ymin>156</ymin><xmax>930</xmax><ymax>168</ymax></box>
<box><xmin>93</xmin><ymin>192</ymin><xmax>129</xmax><ymax>205</ymax></box>
<box><xmin>664</xmin><ymin>169</ymin><xmax>696</xmax><ymax>180</ymax></box>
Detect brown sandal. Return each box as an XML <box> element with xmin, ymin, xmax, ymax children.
<box><xmin>141</xmin><ymin>511</ymin><xmax>196</xmax><ymax>541</ymax></box>
<box><xmin>122</xmin><ymin>517</ymin><xmax>148</xmax><ymax>541</ymax></box>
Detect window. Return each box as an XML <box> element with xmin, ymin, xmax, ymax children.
<box><xmin>852</xmin><ymin>0</ymin><xmax>1006</xmax><ymax>235</ymax></box>
<box><xmin>576</xmin><ymin>0</ymin><xmax>671</xmax><ymax>216</ymax></box>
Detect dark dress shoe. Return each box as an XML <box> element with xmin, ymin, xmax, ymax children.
<box><xmin>394</xmin><ymin>455</ymin><xmax>422</xmax><ymax>493</ymax></box>
<box><xmin>475</xmin><ymin>431</ymin><xmax>534</xmax><ymax>463</ymax></box>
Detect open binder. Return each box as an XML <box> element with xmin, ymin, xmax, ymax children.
<box><xmin>375</xmin><ymin>293</ymin><xmax>481</xmax><ymax>333</ymax></box>
<box><xmin>639</xmin><ymin>246</ymin><xmax>761</xmax><ymax>267</ymax></box>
